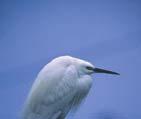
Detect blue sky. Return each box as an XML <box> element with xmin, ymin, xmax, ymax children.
<box><xmin>0</xmin><ymin>0</ymin><xmax>141</xmax><ymax>119</ymax></box>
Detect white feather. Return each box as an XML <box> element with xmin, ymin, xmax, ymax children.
<box><xmin>23</xmin><ymin>56</ymin><xmax>93</xmax><ymax>119</ymax></box>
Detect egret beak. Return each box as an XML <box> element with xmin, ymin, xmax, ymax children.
<box><xmin>93</xmin><ymin>68</ymin><xmax>120</xmax><ymax>75</ymax></box>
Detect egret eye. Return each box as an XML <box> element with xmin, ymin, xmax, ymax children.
<box><xmin>86</xmin><ymin>66</ymin><xmax>94</xmax><ymax>71</ymax></box>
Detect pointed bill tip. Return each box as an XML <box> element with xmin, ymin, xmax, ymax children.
<box><xmin>111</xmin><ymin>72</ymin><xmax>120</xmax><ymax>75</ymax></box>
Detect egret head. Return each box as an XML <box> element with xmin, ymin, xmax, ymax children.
<box><xmin>73</xmin><ymin>57</ymin><xmax>120</xmax><ymax>75</ymax></box>
<box><xmin>75</xmin><ymin>60</ymin><xmax>95</xmax><ymax>75</ymax></box>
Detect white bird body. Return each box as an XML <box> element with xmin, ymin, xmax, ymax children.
<box><xmin>23</xmin><ymin>56</ymin><xmax>93</xmax><ymax>119</ymax></box>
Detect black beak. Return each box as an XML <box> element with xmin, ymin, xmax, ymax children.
<box><xmin>93</xmin><ymin>68</ymin><xmax>120</xmax><ymax>75</ymax></box>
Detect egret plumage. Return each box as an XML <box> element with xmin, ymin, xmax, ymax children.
<box><xmin>23</xmin><ymin>56</ymin><xmax>119</xmax><ymax>119</ymax></box>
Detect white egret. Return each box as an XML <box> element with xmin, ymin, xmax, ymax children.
<box><xmin>23</xmin><ymin>56</ymin><xmax>119</xmax><ymax>119</ymax></box>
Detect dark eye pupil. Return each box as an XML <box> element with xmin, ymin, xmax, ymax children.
<box><xmin>86</xmin><ymin>66</ymin><xmax>94</xmax><ymax>70</ymax></box>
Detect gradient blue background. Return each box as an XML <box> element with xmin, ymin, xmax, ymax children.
<box><xmin>0</xmin><ymin>0</ymin><xmax>141</xmax><ymax>119</ymax></box>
